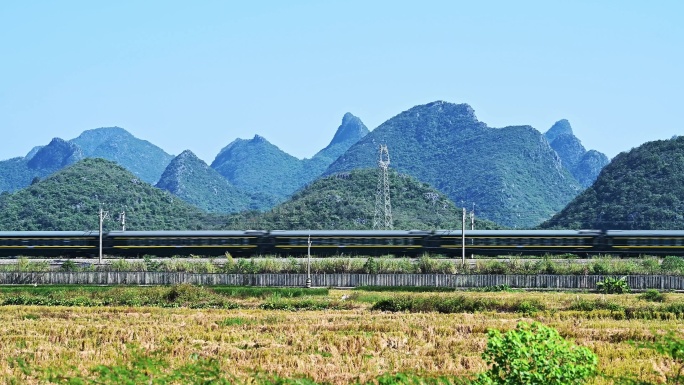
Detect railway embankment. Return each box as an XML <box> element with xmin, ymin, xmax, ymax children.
<box><xmin>2</xmin><ymin>272</ymin><xmax>684</xmax><ymax>290</ymax></box>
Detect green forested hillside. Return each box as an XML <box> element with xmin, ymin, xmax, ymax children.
<box><xmin>324</xmin><ymin>101</ymin><xmax>581</xmax><ymax>228</ymax></box>
<box><xmin>70</xmin><ymin>127</ymin><xmax>174</xmax><ymax>184</ymax></box>
<box><xmin>0</xmin><ymin>127</ymin><xmax>173</xmax><ymax>194</ymax></box>
<box><xmin>156</xmin><ymin>150</ymin><xmax>274</xmax><ymax>213</ymax></box>
<box><xmin>211</xmin><ymin>114</ymin><xmax>368</xmax><ymax>203</ymax></box>
<box><xmin>0</xmin><ymin>138</ymin><xmax>84</xmax><ymax>193</ymax></box>
<box><xmin>544</xmin><ymin>119</ymin><xmax>609</xmax><ymax>188</ymax></box>
<box><xmin>223</xmin><ymin>168</ymin><xmax>501</xmax><ymax>230</ymax></box>
<box><xmin>542</xmin><ymin>137</ymin><xmax>684</xmax><ymax>229</ymax></box>
<box><xmin>0</xmin><ymin>158</ymin><xmax>223</xmax><ymax>231</ymax></box>
<box><xmin>211</xmin><ymin>135</ymin><xmax>305</xmax><ymax>202</ymax></box>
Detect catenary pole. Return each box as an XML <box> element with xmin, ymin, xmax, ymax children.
<box><xmin>462</xmin><ymin>207</ymin><xmax>466</xmax><ymax>266</ymax></box>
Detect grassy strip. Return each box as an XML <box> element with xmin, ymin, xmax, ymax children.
<box><xmin>11</xmin><ymin>345</ymin><xmax>470</xmax><ymax>384</ymax></box>
<box><xmin>355</xmin><ymin>286</ymin><xmax>459</xmax><ymax>293</ymax></box>
<box><xmin>369</xmin><ymin>294</ymin><xmax>684</xmax><ymax>320</ymax></box>
<box><xmin>0</xmin><ymin>284</ymin><xmax>239</xmax><ymax>309</ymax></box>
<box><xmin>4</xmin><ymin>255</ymin><xmax>684</xmax><ymax>275</ymax></box>
<box><xmin>212</xmin><ymin>286</ymin><xmax>328</xmax><ymax>298</ymax></box>
<box><xmin>356</xmin><ymin>285</ymin><xmax>516</xmax><ymax>293</ymax></box>
<box><xmin>371</xmin><ymin>295</ymin><xmax>545</xmax><ymax>315</ymax></box>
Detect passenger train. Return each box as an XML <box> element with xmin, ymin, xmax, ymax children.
<box><xmin>1</xmin><ymin>229</ymin><xmax>684</xmax><ymax>258</ymax></box>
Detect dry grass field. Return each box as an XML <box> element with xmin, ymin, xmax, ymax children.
<box><xmin>0</xmin><ymin>289</ymin><xmax>682</xmax><ymax>384</ymax></box>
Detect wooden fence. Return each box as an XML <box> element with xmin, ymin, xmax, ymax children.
<box><xmin>0</xmin><ymin>272</ymin><xmax>683</xmax><ymax>290</ymax></box>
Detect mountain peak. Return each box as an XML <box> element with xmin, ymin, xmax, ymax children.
<box><xmin>311</xmin><ymin>112</ymin><xmax>370</xmax><ymax>165</ymax></box>
<box><xmin>177</xmin><ymin>149</ymin><xmax>198</xmax><ymax>160</ymax></box>
<box><xmin>27</xmin><ymin>137</ymin><xmax>83</xmax><ymax>171</ymax></box>
<box><xmin>252</xmin><ymin>134</ymin><xmax>269</xmax><ymax>143</ymax></box>
<box><xmin>327</xmin><ymin>113</ymin><xmax>369</xmax><ymax>148</ymax></box>
<box><xmin>545</xmin><ymin>119</ymin><xmax>573</xmax><ymax>143</ymax></box>
<box><xmin>424</xmin><ymin>101</ymin><xmax>478</xmax><ymax>121</ymax></box>
<box><xmin>69</xmin><ymin>126</ymin><xmax>173</xmax><ymax>184</ymax></box>
<box><xmin>341</xmin><ymin>112</ymin><xmax>360</xmax><ymax>125</ymax></box>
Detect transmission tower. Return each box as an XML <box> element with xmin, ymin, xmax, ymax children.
<box><xmin>373</xmin><ymin>145</ymin><xmax>393</xmax><ymax>230</ymax></box>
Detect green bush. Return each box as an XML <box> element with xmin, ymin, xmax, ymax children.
<box><xmin>661</xmin><ymin>256</ymin><xmax>684</xmax><ymax>274</ymax></box>
<box><xmin>363</xmin><ymin>257</ymin><xmax>379</xmax><ymax>274</ymax></box>
<box><xmin>475</xmin><ymin>322</ymin><xmax>597</xmax><ymax>385</ymax></box>
<box><xmin>596</xmin><ymin>276</ymin><xmax>630</xmax><ymax>294</ymax></box>
<box><xmin>639</xmin><ymin>289</ymin><xmax>667</xmax><ymax>302</ymax></box>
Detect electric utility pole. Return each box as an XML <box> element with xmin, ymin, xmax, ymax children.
<box><xmin>99</xmin><ymin>208</ymin><xmax>109</xmax><ymax>265</ymax></box>
<box><xmin>461</xmin><ymin>207</ymin><xmax>466</xmax><ymax>266</ymax></box>
<box><xmin>120</xmin><ymin>210</ymin><xmax>126</xmax><ymax>231</ymax></box>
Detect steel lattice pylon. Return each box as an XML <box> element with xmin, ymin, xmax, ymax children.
<box><xmin>373</xmin><ymin>145</ymin><xmax>393</xmax><ymax>230</ymax></box>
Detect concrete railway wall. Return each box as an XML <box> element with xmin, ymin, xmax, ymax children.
<box><xmin>0</xmin><ymin>272</ymin><xmax>683</xmax><ymax>290</ymax></box>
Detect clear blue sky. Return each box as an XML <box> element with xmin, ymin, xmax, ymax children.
<box><xmin>1</xmin><ymin>1</ymin><xmax>682</xmax><ymax>164</ymax></box>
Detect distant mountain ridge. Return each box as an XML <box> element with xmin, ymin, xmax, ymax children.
<box><xmin>0</xmin><ymin>138</ymin><xmax>86</xmax><ymax>193</ymax></box>
<box><xmin>544</xmin><ymin>120</ymin><xmax>609</xmax><ymax>187</ymax></box>
<box><xmin>223</xmin><ymin>168</ymin><xmax>501</xmax><ymax>230</ymax></box>
<box><xmin>541</xmin><ymin>136</ymin><xmax>684</xmax><ymax>230</ymax></box>
<box><xmin>0</xmin><ymin>127</ymin><xmax>174</xmax><ymax>193</ymax></box>
<box><xmin>324</xmin><ymin>101</ymin><xmax>583</xmax><ymax>228</ymax></box>
<box><xmin>156</xmin><ymin>150</ymin><xmax>275</xmax><ymax>213</ymax></box>
<box><xmin>0</xmin><ymin>104</ymin><xmax>614</xmax><ymax>227</ymax></box>
<box><xmin>211</xmin><ymin>113</ymin><xmax>369</xmax><ymax>202</ymax></box>
<box><xmin>70</xmin><ymin>127</ymin><xmax>174</xmax><ymax>183</ymax></box>
<box><xmin>0</xmin><ymin>158</ymin><xmax>220</xmax><ymax>231</ymax></box>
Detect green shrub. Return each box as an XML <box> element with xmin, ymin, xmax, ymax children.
<box><xmin>475</xmin><ymin>322</ymin><xmax>597</xmax><ymax>385</ymax></box>
<box><xmin>596</xmin><ymin>276</ymin><xmax>630</xmax><ymax>294</ymax></box>
<box><xmin>591</xmin><ymin>260</ymin><xmax>610</xmax><ymax>275</ymax></box>
<box><xmin>59</xmin><ymin>260</ymin><xmax>78</xmax><ymax>272</ymax></box>
<box><xmin>363</xmin><ymin>257</ymin><xmax>379</xmax><ymax>274</ymax></box>
<box><xmin>371</xmin><ymin>297</ymin><xmax>414</xmax><ymax>312</ymax></box>
<box><xmin>661</xmin><ymin>256</ymin><xmax>684</xmax><ymax>274</ymax></box>
<box><xmin>515</xmin><ymin>300</ymin><xmax>544</xmax><ymax>315</ymax></box>
<box><xmin>639</xmin><ymin>289</ymin><xmax>667</xmax><ymax>302</ymax></box>
<box><xmin>640</xmin><ymin>257</ymin><xmax>661</xmax><ymax>274</ymax></box>
<box><xmin>570</xmin><ymin>297</ymin><xmax>624</xmax><ymax>312</ymax></box>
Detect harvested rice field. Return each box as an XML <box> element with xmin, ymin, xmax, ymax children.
<box><xmin>0</xmin><ymin>287</ymin><xmax>682</xmax><ymax>384</ymax></box>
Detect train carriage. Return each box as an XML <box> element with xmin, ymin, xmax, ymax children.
<box><xmin>265</xmin><ymin>230</ymin><xmax>430</xmax><ymax>257</ymax></box>
<box><xmin>0</xmin><ymin>231</ymin><xmax>99</xmax><ymax>257</ymax></box>
<box><xmin>428</xmin><ymin>230</ymin><xmax>602</xmax><ymax>256</ymax></box>
<box><xmin>605</xmin><ymin>230</ymin><xmax>684</xmax><ymax>256</ymax></box>
<box><xmin>106</xmin><ymin>230</ymin><xmax>267</xmax><ymax>257</ymax></box>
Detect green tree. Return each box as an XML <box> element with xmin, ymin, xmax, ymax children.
<box><xmin>476</xmin><ymin>321</ymin><xmax>597</xmax><ymax>385</ymax></box>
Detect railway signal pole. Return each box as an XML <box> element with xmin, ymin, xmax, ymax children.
<box><xmin>99</xmin><ymin>208</ymin><xmax>109</xmax><ymax>265</ymax></box>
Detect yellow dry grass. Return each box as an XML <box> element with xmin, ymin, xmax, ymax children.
<box><xmin>0</xmin><ymin>290</ymin><xmax>682</xmax><ymax>384</ymax></box>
